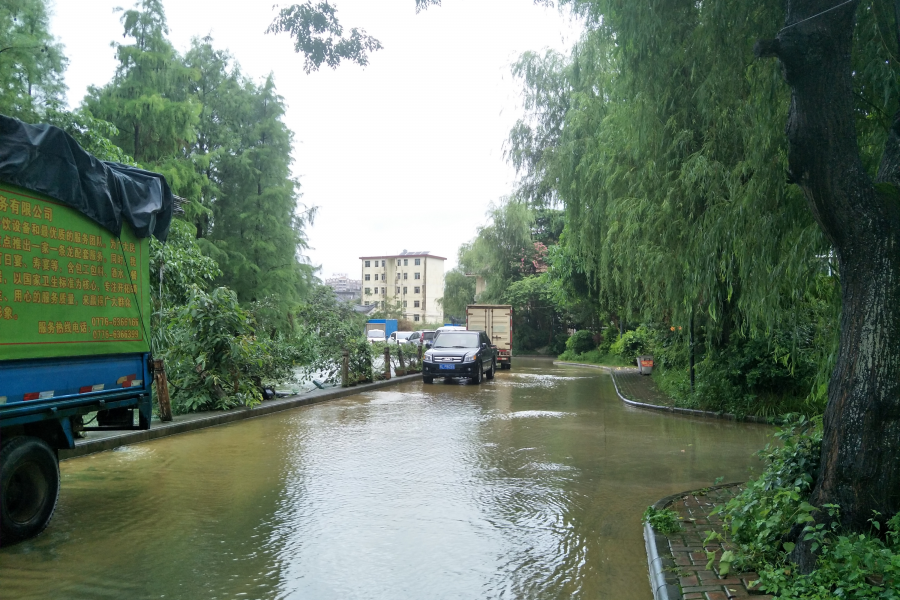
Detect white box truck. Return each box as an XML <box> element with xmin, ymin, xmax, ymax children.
<box><xmin>466</xmin><ymin>304</ymin><xmax>513</xmax><ymax>369</ymax></box>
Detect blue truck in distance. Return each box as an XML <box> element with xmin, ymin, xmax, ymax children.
<box><xmin>0</xmin><ymin>115</ymin><xmax>174</xmax><ymax>546</ymax></box>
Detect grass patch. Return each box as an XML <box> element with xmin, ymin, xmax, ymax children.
<box><xmin>556</xmin><ymin>349</ymin><xmax>631</xmax><ymax>366</ymax></box>
<box><xmin>651</xmin><ymin>364</ymin><xmax>813</xmax><ymax>419</ymax></box>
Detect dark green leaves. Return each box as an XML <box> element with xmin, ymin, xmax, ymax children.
<box><xmin>267</xmin><ymin>2</ymin><xmax>383</xmax><ymax>73</ymax></box>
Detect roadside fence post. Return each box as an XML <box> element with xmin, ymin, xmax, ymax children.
<box><xmin>397</xmin><ymin>345</ymin><xmax>406</xmax><ymax>376</ymax></box>
<box><xmin>341</xmin><ymin>348</ymin><xmax>349</xmax><ymax>388</ymax></box>
<box><xmin>383</xmin><ymin>347</ymin><xmax>392</xmax><ymax>380</ymax></box>
<box><xmin>152</xmin><ymin>359</ymin><xmax>173</xmax><ymax>422</ymax></box>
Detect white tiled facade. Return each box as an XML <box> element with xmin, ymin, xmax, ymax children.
<box><xmin>360</xmin><ymin>251</ymin><xmax>445</xmax><ymax>323</ymax></box>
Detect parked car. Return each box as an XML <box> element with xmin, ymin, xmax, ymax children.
<box><xmin>366</xmin><ymin>329</ymin><xmax>386</xmax><ymax>343</ymax></box>
<box><xmin>422</xmin><ymin>330</ymin><xmax>497</xmax><ymax>384</ymax></box>
<box><xmin>389</xmin><ymin>331</ymin><xmax>414</xmax><ymax>344</ymax></box>
<box><xmin>407</xmin><ymin>330</ymin><xmax>437</xmax><ymax>349</ymax></box>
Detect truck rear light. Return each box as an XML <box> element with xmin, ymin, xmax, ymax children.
<box><xmin>79</xmin><ymin>384</ymin><xmax>105</xmax><ymax>393</ymax></box>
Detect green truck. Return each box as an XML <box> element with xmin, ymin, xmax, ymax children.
<box><xmin>0</xmin><ymin>114</ymin><xmax>173</xmax><ymax>545</ymax></box>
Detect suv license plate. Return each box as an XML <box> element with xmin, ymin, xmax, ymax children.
<box><xmin>439</xmin><ymin>364</ymin><xmax>455</xmax><ymax>370</ymax></box>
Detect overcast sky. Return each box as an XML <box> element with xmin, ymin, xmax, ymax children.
<box><xmin>50</xmin><ymin>0</ymin><xmax>580</xmax><ymax>278</ymax></box>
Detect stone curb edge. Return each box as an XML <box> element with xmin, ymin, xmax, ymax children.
<box><xmin>60</xmin><ymin>373</ymin><xmax>422</xmax><ymax>461</ymax></box>
<box><xmin>644</xmin><ymin>482</ymin><xmax>745</xmax><ymax>600</ymax></box>
<box><xmin>553</xmin><ymin>361</ymin><xmax>779</xmax><ymax>425</ymax></box>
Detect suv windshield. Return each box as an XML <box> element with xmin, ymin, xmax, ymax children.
<box><xmin>433</xmin><ymin>332</ymin><xmax>480</xmax><ymax>349</ymax></box>
<box><xmin>422</xmin><ymin>332</ymin><xmax>435</xmax><ymax>340</ymax></box>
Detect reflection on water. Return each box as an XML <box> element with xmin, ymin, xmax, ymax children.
<box><xmin>0</xmin><ymin>358</ymin><xmax>770</xmax><ymax>599</ymax></box>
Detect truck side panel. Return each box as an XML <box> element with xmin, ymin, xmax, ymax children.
<box><xmin>0</xmin><ymin>353</ymin><xmax>148</xmax><ymax>404</ymax></box>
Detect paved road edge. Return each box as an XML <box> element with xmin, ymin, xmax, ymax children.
<box><xmin>644</xmin><ymin>483</ymin><xmax>746</xmax><ymax>600</ymax></box>
<box><xmin>60</xmin><ymin>373</ymin><xmax>422</xmax><ymax>460</ymax></box>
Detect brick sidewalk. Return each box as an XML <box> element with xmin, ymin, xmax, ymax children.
<box><xmin>612</xmin><ymin>367</ymin><xmax>676</xmax><ymax>407</ymax></box>
<box><xmin>661</xmin><ymin>485</ymin><xmax>772</xmax><ymax>600</ymax></box>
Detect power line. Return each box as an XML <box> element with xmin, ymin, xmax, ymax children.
<box><xmin>780</xmin><ymin>0</ymin><xmax>857</xmax><ymax>32</ymax></box>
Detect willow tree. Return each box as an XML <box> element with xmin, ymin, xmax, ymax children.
<box><xmin>754</xmin><ymin>0</ymin><xmax>900</xmax><ymax>564</ymax></box>
<box><xmin>506</xmin><ymin>0</ymin><xmax>900</xmax><ymax>553</ymax></box>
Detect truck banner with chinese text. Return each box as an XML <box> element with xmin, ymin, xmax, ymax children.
<box><xmin>0</xmin><ymin>183</ymin><xmax>151</xmax><ymax>360</ymax></box>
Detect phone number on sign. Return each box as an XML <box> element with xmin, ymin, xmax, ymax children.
<box><xmin>92</xmin><ymin>329</ymin><xmax>141</xmax><ymax>340</ymax></box>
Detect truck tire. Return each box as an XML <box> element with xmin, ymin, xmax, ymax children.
<box><xmin>0</xmin><ymin>436</ymin><xmax>60</xmax><ymax>546</ymax></box>
<box><xmin>423</xmin><ymin>374</ymin><xmax>434</xmax><ymax>384</ymax></box>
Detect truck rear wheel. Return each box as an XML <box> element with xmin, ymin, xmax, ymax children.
<box><xmin>0</xmin><ymin>436</ymin><xmax>59</xmax><ymax>546</ymax></box>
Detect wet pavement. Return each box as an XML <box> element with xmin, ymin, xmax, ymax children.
<box><xmin>0</xmin><ymin>358</ymin><xmax>770</xmax><ymax>600</ymax></box>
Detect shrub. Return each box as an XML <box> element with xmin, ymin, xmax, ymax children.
<box><xmin>713</xmin><ymin>416</ymin><xmax>899</xmax><ymax>599</ymax></box>
<box><xmin>159</xmin><ymin>286</ymin><xmax>302</xmax><ymax>413</ymax></box>
<box><xmin>610</xmin><ymin>325</ymin><xmax>654</xmax><ymax>361</ymax></box>
<box><xmin>566</xmin><ymin>329</ymin><xmax>596</xmax><ymax>354</ymax></box>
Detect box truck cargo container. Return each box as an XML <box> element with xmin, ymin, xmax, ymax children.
<box><xmin>0</xmin><ymin>115</ymin><xmax>173</xmax><ymax>545</ymax></box>
<box><xmin>466</xmin><ymin>304</ymin><xmax>513</xmax><ymax>369</ymax></box>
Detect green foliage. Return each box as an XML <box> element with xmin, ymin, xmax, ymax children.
<box><xmin>84</xmin><ymin>0</ymin><xmax>200</xmax><ymax>164</ymax></box>
<box><xmin>0</xmin><ymin>0</ymin><xmax>67</xmax><ymax>121</ymax></box>
<box><xmin>158</xmin><ymin>286</ymin><xmax>303</xmax><ymax>413</ymax></box>
<box><xmin>295</xmin><ymin>285</ymin><xmax>367</xmax><ymax>383</ymax></box>
<box><xmin>610</xmin><ymin>325</ymin><xmax>653</xmax><ymax>362</ymax></box>
<box><xmin>556</xmin><ymin>348</ymin><xmax>629</xmax><ymax>366</ymax></box>
<box><xmin>442</xmin><ymin>269</ymin><xmax>475</xmax><ymax>322</ymax></box>
<box><xmin>150</xmin><ymin>219</ymin><xmax>221</xmax><ymax>309</ymax></box>
<box><xmin>566</xmin><ymin>330</ymin><xmax>595</xmax><ymax>355</ymax></box>
<box><xmin>267</xmin><ymin>2</ymin><xmax>383</xmax><ymax>74</ymax></box>
<box><xmin>43</xmin><ymin>109</ymin><xmax>138</xmax><ymax>165</ymax></box>
<box><xmin>716</xmin><ymin>415</ymin><xmax>823</xmax><ymax>568</ymax></box>
<box><xmin>713</xmin><ymin>416</ymin><xmax>900</xmax><ymax>598</ymax></box>
<box><xmin>642</xmin><ymin>506</ymin><xmax>682</xmax><ymax>534</ymax></box>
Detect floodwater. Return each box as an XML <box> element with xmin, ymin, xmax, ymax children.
<box><xmin>0</xmin><ymin>358</ymin><xmax>771</xmax><ymax>599</ymax></box>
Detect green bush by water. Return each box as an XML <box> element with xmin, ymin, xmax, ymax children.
<box><xmin>643</xmin><ymin>506</ymin><xmax>683</xmax><ymax>534</ymax></box>
<box><xmin>709</xmin><ymin>416</ymin><xmax>900</xmax><ymax>599</ymax></box>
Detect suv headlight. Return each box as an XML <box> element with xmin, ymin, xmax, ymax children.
<box><xmin>423</xmin><ymin>352</ymin><xmax>434</xmax><ymax>363</ymax></box>
<box><xmin>463</xmin><ymin>351</ymin><xmax>478</xmax><ymax>362</ymax></box>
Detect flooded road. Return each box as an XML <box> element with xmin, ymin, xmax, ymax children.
<box><xmin>0</xmin><ymin>358</ymin><xmax>770</xmax><ymax>599</ymax></box>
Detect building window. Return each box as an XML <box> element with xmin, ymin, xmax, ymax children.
<box><xmin>381</xmin><ymin>260</ymin><xmax>385</xmax><ymax>266</ymax></box>
<box><xmin>381</xmin><ymin>301</ymin><xmax>385</xmax><ymax>307</ymax></box>
<box><xmin>381</xmin><ymin>287</ymin><xmax>385</xmax><ymax>295</ymax></box>
<box><xmin>365</xmin><ymin>274</ymin><xmax>370</xmax><ymax>281</ymax></box>
<box><xmin>403</xmin><ymin>273</ymin><xmax>408</xmax><ymax>280</ymax></box>
<box><xmin>403</xmin><ymin>301</ymin><xmax>408</xmax><ymax>307</ymax></box>
<box><xmin>396</xmin><ymin>287</ymin><xmax>400</xmax><ymax>294</ymax></box>
<box><xmin>365</xmin><ymin>260</ymin><xmax>370</xmax><ymax>267</ymax></box>
<box><xmin>397</xmin><ymin>259</ymin><xmax>401</xmax><ymax>266</ymax></box>
<box><xmin>365</xmin><ymin>287</ymin><xmax>370</xmax><ymax>295</ymax></box>
<box><xmin>375</xmin><ymin>274</ymin><xmax>380</xmax><ymax>281</ymax></box>
<box><xmin>414</xmin><ymin>286</ymin><xmax>420</xmax><ymax>293</ymax></box>
<box><xmin>414</xmin><ymin>314</ymin><xmax>420</xmax><ymax>322</ymax></box>
<box><xmin>415</xmin><ymin>258</ymin><xmax>421</xmax><ymax>265</ymax></box>
<box><xmin>403</xmin><ymin>287</ymin><xmax>407</xmax><ymax>294</ymax></box>
<box><xmin>414</xmin><ymin>300</ymin><xmax>420</xmax><ymax>308</ymax></box>
<box><xmin>404</xmin><ymin>259</ymin><xmax>408</xmax><ymax>266</ymax></box>
<box><xmin>414</xmin><ymin>273</ymin><xmax>421</xmax><ymax>280</ymax></box>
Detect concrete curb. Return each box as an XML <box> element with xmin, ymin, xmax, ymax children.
<box><xmin>60</xmin><ymin>373</ymin><xmax>421</xmax><ymax>460</ymax></box>
<box><xmin>554</xmin><ymin>361</ymin><xmax>778</xmax><ymax>425</ymax></box>
<box><xmin>643</xmin><ymin>483</ymin><xmax>745</xmax><ymax>600</ymax></box>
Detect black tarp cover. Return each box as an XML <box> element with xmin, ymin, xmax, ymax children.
<box><xmin>0</xmin><ymin>114</ymin><xmax>173</xmax><ymax>241</ymax></box>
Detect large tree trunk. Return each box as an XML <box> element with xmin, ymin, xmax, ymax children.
<box><xmin>756</xmin><ymin>0</ymin><xmax>900</xmax><ymax>570</ymax></box>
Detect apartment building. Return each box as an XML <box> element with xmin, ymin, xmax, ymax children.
<box><xmin>360</xmin><ymin>250</ymin><xmax>446</xmax><ymax>323</ymax></box>
<box><xmin>324</xmin><ymin>273</ymin><xmax>362</xmax><ymax>303</ymax></box>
